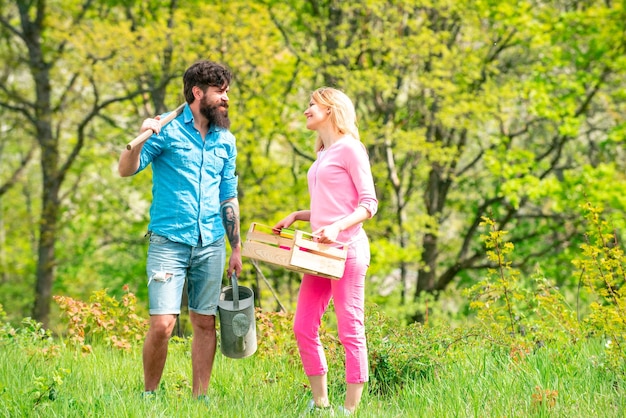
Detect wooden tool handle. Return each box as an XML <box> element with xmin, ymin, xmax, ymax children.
<box><xmin>125</xmin><ymin>103</ymin><xmax>186</xmax><ymax>150</ymax></box>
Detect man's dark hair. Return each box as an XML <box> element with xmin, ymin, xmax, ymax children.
<box><xmin>183</xmin><ymin>60</ymin><xmax>232</xmax><ymax>103</ymax></box>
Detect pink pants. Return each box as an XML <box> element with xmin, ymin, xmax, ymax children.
<box><xmin>293</xmin><ymin>235</ymin><xmax>370</xmax><ymax>384</ymax></box>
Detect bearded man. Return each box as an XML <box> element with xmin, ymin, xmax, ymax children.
<box><xmin>118</xmin><ymin>60</ymin><xmax>242</xmax><ymax>401</ymax></box>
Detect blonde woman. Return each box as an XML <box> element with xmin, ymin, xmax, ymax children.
<box><xmin>274</xmin><ymin>87</ymin><xmax>378</xmax><ymax>415</ymax></box>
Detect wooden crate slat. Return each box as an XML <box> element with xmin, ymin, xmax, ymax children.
<box><xmin>241</xmin><ymin>241</ymin><xmax>292</xmax><ymax>266</ymax></box>
<box><xmin>246</xmin><ymin>229</ymin><xmax>293</xmax><ymax>248</ymax></box>
<box><xmin>293</xmin><ymin>232</ymin><xmax>347</xmax><ymax>259</ymax></box>
<box><xmin>289</xmin><ymin>248</ymin><xmax>346</xmax><ymax>279</ymax></box>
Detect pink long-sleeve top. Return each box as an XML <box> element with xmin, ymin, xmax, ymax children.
<box><xmin>307</xmin><ymin>137</ymin><xmax>378</xmax><ymax>243</ymax></box>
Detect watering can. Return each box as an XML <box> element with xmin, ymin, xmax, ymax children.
<box><xmin>218</xmin><ymin>273</ymin><xmax>257</xmax><ymax>359</ymax></box>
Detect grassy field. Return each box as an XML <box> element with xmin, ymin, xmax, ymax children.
<box><xmin>1</xmin><ymin>331</ymin><xmax>623</xmax><ymax>418</ymax></box>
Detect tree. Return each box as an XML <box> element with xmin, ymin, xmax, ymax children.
<box><xmin>0</xmin><ymin>0</ymin><xmax>181</xmax><ymax>326</ymax></box>
<box><xmin>264</xmin><ymin>0</ymin><xmax>626</xmax><ymax>315</ymax></box>
<box><xmin>1</xmin><ymin>0</ymin><xmax>624</xmax><ymax>329</ymax></box>
<box><xmin>0</xmin><ymin>0</ymin><xmax>304</xmax><ymax>325</ymax></box>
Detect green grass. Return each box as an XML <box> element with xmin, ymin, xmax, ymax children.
<box><xmin>0</xmin><ymin>335</ymin><xmax>623</xmax><ymax>418</ymax></box>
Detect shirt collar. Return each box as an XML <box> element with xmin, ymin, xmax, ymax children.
<box><xmin>183</xmin><ymin>103</ymin><xmax>194</xmax><ymax>124</ymax></box>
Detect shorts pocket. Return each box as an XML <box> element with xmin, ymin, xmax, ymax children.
<box><xmin>149</xmin><ymin>233</ymin><xmax>170</xmax><ymax>245</ymax></box>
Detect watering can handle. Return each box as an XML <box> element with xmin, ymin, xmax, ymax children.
<box><xmin>231</xmin><ymin>273</ymin><xmax>239</xmax><ymax>311</ymax></box>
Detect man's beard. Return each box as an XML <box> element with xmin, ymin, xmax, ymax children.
<box><xmin>200</xmin><ymin>100</ymin><xmax>230</xmax><ymax>129</ymax></box>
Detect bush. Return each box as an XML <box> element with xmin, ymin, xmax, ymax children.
<box><xmin>54</xmin><ymin>284</ymin><xmax>148</xmax><ymax>352</ymax></box>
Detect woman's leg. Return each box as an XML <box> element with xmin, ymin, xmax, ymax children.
<box><xmin>293</xmin><ymin>273</ymin><xmax>332</xmax><ymax>407</ymax></box>
<box><xmin>332</xmin><ymin>238</ymin><xmax>370</xmax><ymax>412</ymax></box>
<box><xmin>345</xmin><ymin>383</ymin><xmax>365</xmax><ymax>412</ymax></box>
<box><xmin>308</xmin><ymin>374</ymin><xmax>330</xmax><ymax>408</ymax></box>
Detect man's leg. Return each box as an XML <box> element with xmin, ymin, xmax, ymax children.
<box><xmin>144</xmin><ymin>233</ymin><xmax>190</xmax><ymax>393</ymax></box>
<box><xmin>189</xmin><ymin>312</ymin><xmax>217</xmax><ymax>397</ymax></box>
<box><xmin>143</xmin><ymin>314</ymin><xmax>178</xmax><ymax>392</ymax></box>
<box><xmin>186</xmin><ymin>237</ymin><xmax>224</xmax><ymax>397</ymax></box>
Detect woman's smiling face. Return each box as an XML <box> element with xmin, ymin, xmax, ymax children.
<box><xmin>304</xmin><ymin>98</ymin><xmax>330</xmax><ymax>131</ymax></box>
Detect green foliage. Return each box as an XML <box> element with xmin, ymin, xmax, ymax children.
<box><xmin>2</xmin><ymin>302</ymin><xmax>626</xmax><ymax>416</ymax></box>
<box><xmin>0</xmin><ymin>185</ymin><xmax>39</xmax><ymax>322</ymax></box>
<box><xmin>465</xmin><ymin>216</ymin><xmax>585</xmax><ymax>363</ymax></box>
<box><xmin>32</xmin><ymin>368</ymin><xmax>70</xmax><ymax>406</ymax></box>
<box><xmin>53</xmin><ymin>285</ymin><xmax>148</xmax><ymax>352</ymax></box>
<box><xmin>0</xmin><ymin>314</ymin><xmax>62</xmax><ymax>363</ymax></box>
<box><xmin>255</xmin><ymin>309</ymin><xmax>298</xmax><ymax>363</ymax></box>
<box><xmin>466</xmin><ymin>217</ymin><xmax>530</xmax><ymax>338</ymax></box>
<box><xmin>1</xmin><ymin>0</ymin><xmax>626</xmax><ymax>343</ymax></box>
<box><xmin>466</xmin><ymin>206</ymin><xmax>626</xmax><ymax>374</ymax></box>
<box><xmin>366</xmin><ymin>304</ymin><xmax>442</xmax><ymax>396</ymax></box>
<box><xmin>573</xmin><ymin>202</ymin><xmax>626</xmax><ymax>370</ymax></box>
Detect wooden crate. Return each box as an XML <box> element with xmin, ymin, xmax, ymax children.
<box><xmin>241</xmin><ymin>222</ymin><xmax>348</xmax><ymax>279</ymax></box>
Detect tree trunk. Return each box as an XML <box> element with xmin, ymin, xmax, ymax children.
<box><xmin>416</xmin><ymin>232</ymin><xmax>437</xmax><ymax>296</ymax></box>
<box><xmin>32</xmin><ymin>123</ymin><xmax>59</xmax><ymax>328</ymax></box>
<box><xmin>33</xmin><ymin>189</ymin><xmax>58</xmax><ymax>326</ymax></box>
<box><xmin>18</xmin><ymin>0</ymin><xmax>58</xmax><ymax>327</ymax></box>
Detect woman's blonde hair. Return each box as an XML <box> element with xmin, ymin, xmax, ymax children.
<box><xmin>311</xmin><ymin>87</ymin><xmax>360</xmax><ymax>152</ymax></box>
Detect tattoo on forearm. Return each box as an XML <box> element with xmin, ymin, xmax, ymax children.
<box><xmin>221</xmin><ymin>201</ymin><xmax>240</xmax><ymax>248</ymax></box>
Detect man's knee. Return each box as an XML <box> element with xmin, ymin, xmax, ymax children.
<box><xmin>149</xmin><ymin>315</ymin><xmax>178</xmax><ymax>339</ymax></box>
<box><xmin>190</xmin><ymin>312</ymin><xmax>216</xmax><ymax>332</ymax></box>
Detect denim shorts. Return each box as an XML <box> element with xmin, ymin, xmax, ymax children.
<box><xmin>146</xmin><ymin>233</ymin><xmax>225</xmax><ymax>316</ymax></box>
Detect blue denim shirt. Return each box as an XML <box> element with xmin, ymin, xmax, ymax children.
<box><xmin>136</xmin><ymin>104</ymin><xmax>238</xmax><ymax>246</ymax></box>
